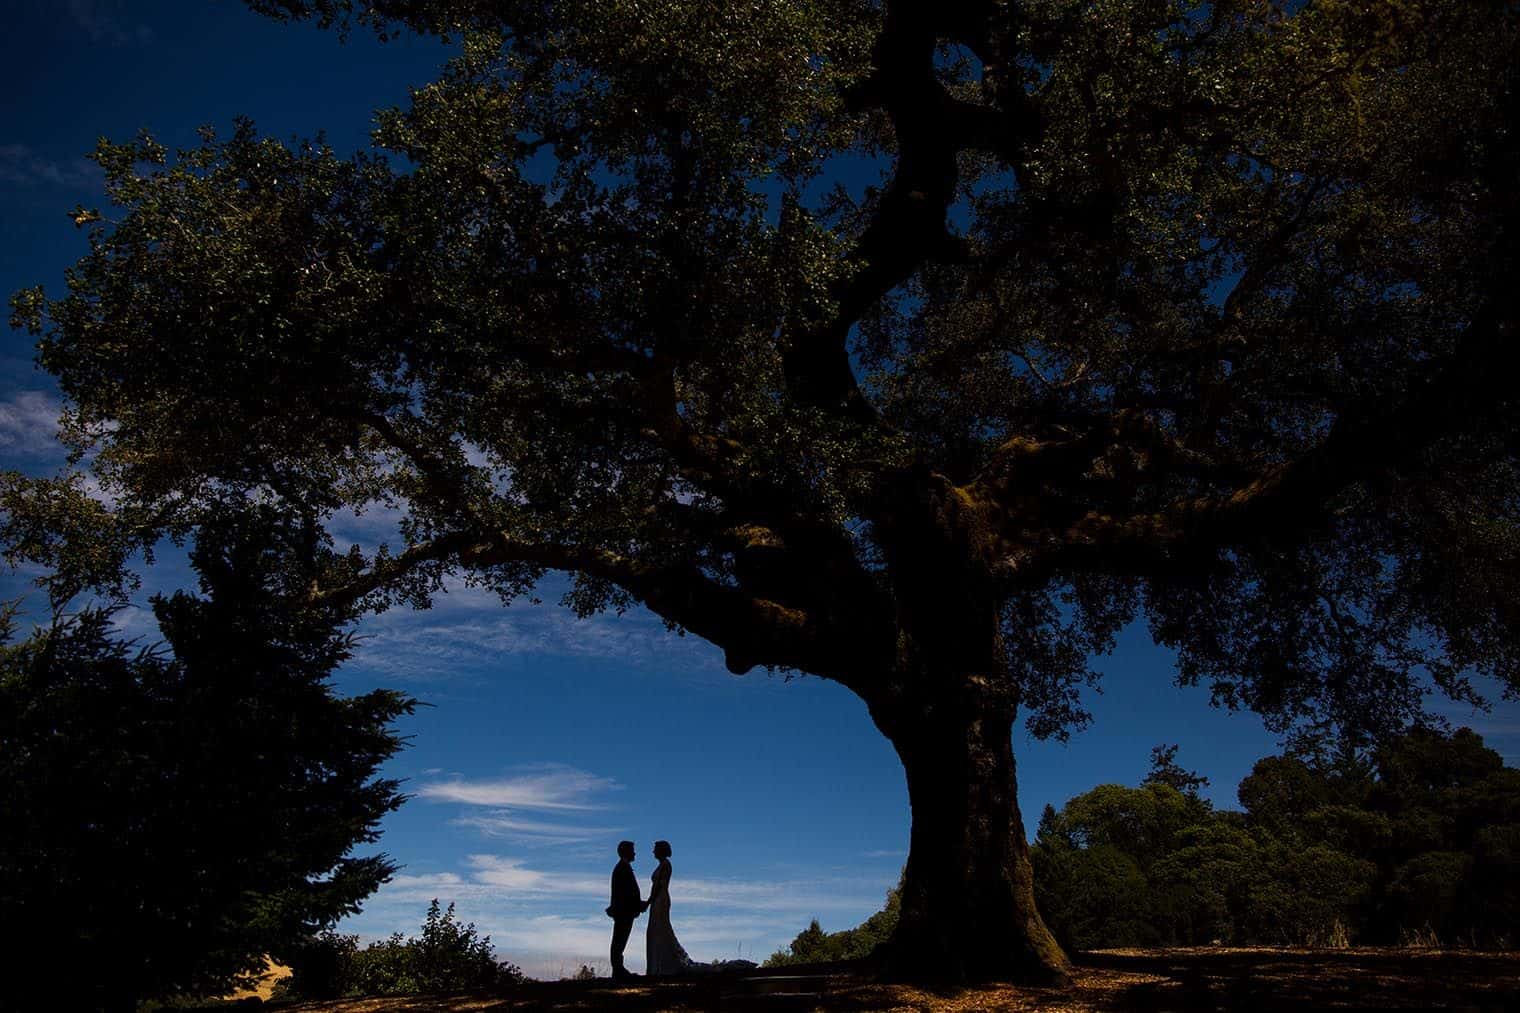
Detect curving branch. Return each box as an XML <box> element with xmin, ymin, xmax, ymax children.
<box><xmin>782</xmin><ymin>1</ymin><xmax>1041</xmax><ymax>420</ymax></box>
<box><xmin>306</xmin><ymin>529</ymin><xmax>480</xmax><ymax>607</ymax></box>
<box><xmin>306</xmin><ymin>519</ymin><xmax>890</xmax><ymax>690</ymax></box>
<box><xmin>462</xmin><ymin>530</ymin><xmax>889</xmax><ymax>688</ymax></box>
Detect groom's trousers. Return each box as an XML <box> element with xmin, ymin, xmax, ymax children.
<box><xmin>610</xmin><ymin>916</ymin><xmax>635</xmax><ymax>974</ymax></box>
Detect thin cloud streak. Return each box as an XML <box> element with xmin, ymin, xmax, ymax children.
<box><xmin>0</xmin><ymin>391</ymin><xmax>63</xmax><ymax>456</ymax></box>
<box><xmin>418</xmin><ymin>766</ymin><xmax>621</xmax><ymax>811</ymax></box>
<box><xmin>452</xmin><ymin>812</ymin><xmax>625</xmax><ymax>845</ymax></box>
<box><xmin>346</xmin><ymin>588</ymin><xmax>732</xmax><ymax>683</ymax></box>
<box><xmin>0</xmin><ymin>146</ymin><xmax>103</xmax><ymax>189</ymax></box>
<box><xmin>420</xmin><ymin>765</ymin><xmax>625</xmax><ymax>846</ymax></box>
<box><xmin>464</xmin><ymin>855</ymin><xmax>606</xmax><ymax>897</ymax></box>
<box><xmin>65</xmin><ymin>0</ymin><xmax>154</xmax><ymax>46</ymax></box>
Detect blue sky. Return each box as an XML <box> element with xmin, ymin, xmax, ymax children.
<box><xmin>3</xmin><ymin>0</ymin><xmax>1516</xmax><ymax>980</ymax></box>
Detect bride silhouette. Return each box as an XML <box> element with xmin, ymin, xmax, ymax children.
<box><xmin>645</xmin><ymin>840</ymin><xmax>694</xmax><ymax>977</ymax></box>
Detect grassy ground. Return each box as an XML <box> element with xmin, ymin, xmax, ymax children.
<box><xmin>248</xmin><ymin>947</ymin><xmax>1520</xmax><ymax>1011</ymax></box>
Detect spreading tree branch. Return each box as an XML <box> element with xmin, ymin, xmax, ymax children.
<box><xmin>782</xmin><ymin>1</ymin><xmax>1040</xmax><ymax>420</ymax></box>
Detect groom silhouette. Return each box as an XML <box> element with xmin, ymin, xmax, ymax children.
<box><xmin>606</xmin><ymin>840</ymin><xmax>649</xmax><ymax>980</ymax></box>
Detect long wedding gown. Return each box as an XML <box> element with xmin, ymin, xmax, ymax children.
<box><xmin>645</xmin><ymin>858</ymin><xmax>695</xmax><ymax>977</ymax></box>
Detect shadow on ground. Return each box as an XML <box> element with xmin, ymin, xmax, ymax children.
<box><xmin>1077</xmin><ymin>947</ymin><xmax>1520</xmax><ymax>1012</ymax></box>
<box><xmin>263</xmin><ymin>947</ymin><xmax>1520</xmax><ymax>1011</ymax></box>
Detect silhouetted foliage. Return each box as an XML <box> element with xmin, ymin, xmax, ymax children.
<box><xmin>0</xmin><ymin>517</ymin><xmax>414</xmax><ymax>1012</ymax></box>
<box><xmin>1145</xmin><ymin>744</ymin><xmax>1211</xmax><ymax>797</ymax></box>
<box><xmin>278</xmin><ymin>930</ymin><xmax>362</xmax><ymax>1001</ymax></box>
<box><xmin>10</xmin><ymin>0</ymin><xmax>1520</xmax><ymax>982</ymax></box>
<box><xmin>276</xmin><ymin>900</ymin><xmax>522</xmax><ymax>999</ymax></box>
<box><xmin>1030</xmin><ymin>731</ymin><xmax>1520</xmax><ymax>950</ymax></box>
<box><xmin>1278</xmin><ymin>727</ymin><xmax>1520</xmax><ymax>945</ymax></box>
<box><xmin>765</xmin><ymin>886</ymin><xmax>902</xmax><ymax>967</ymax></box>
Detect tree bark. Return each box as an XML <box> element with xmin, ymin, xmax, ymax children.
<box><xmin>873</xmin><ymin>693</ymin><xmax>1071</xmax><ymax>984</ymax></box>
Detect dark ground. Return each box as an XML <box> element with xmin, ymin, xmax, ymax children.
<box><xmin>252</xmin><ymin>947</ymin><xmax>1520</xmax><ymax>1011</ymax></box>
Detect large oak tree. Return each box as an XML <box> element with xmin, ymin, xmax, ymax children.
<box><xmin>9</xmin><ymin>0</ymin><xmax>1520</xmax><ymax>983</ymax></box>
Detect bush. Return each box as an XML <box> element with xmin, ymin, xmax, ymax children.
<box><xmin>764</xmin><ymin>887</ymin><xmax>900</xmax><ymax>966</ymax></box>
<box><xmin>275</xmin><ymin>931</ymin><xmax>359</xmax><ymax>1000</ymax></box>
<box><xmin>278</xmin><ymin>900</ymin><xmax>522</xmax><ymax>998</ymax></box>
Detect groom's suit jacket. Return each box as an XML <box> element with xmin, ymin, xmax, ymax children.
<box><xmin>608</xmin><ymin>860</ymin><xmax>644</xmax><ymax>920</ymax></box>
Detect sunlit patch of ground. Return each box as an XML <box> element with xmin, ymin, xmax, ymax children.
<box><xmin>221</xmin><ymin>957</ymin><xmax>292</xmax><ymax>1002</ymax></box>
<box><xmin>260</xmin><ymin>947</ymin><xmax>1520</xmax><ymax>1012</ymax></box>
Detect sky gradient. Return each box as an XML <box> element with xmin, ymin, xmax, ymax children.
<box><xmin>4</xmin><ymin>1</ymin><xmax>1517</xmax><ymax>980</ymax></box>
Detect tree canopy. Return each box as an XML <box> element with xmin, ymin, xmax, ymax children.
<box><xmin>8</xmin><ymin>0</ymin><xmax>1520</xmax><ymax>983</ymax></box>
<box><xmin>1031</xmin><ymin>729</ymin><xmax>1520</xmax><ymax>950</ymax></box>
<box><xmin>0</xmin><ymin>515</ymin><xmax>414</xmax><ymax>1011</ymax></box>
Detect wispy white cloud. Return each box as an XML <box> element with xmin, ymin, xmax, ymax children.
<box><xmin>346</xmin><ymin>579</ymin><xmax>731</xmax><ymax>683</ymax></box>
<box><xmin>74</xmin><ymin>470</ymin><xmax>123</xmax><ymax>511</ymax></box>
<box><xmin>654</xmin><ymin>876</ymin><xmax>878</xmax><ymax>914</ymax></box>
<box><xmin>463</xmin><ymin>854</ymin><xmax>607</xmax><ymax>896</ymax></box>
<box><xmin>485</xmin><ymin>915</ymin><xmax>622</xmax><ymax>974</ymax></box>
<box><xmin>65</xmin><ymin>0</ymin><xmax>154</xmax><ymax>46</ymax></box>
<box><xmin>0</xmin><ymin>391</ymin><xmax>63</xmax><ymax>456</ymax></box>
<box><xmin>106</xmin><ymin>603</ymin><xmax>161</xmax><ymax>643</ymax></box>
<box><xmin>453</xmin><ymin>813</ymin><xmax>625</xmax><ymax>845</ymax></box>
<box><xmin>419</xmin><ymin>764</ymin><xmax>625</xmax><ymax>847</ymax></box>
<box><xmin>327</xmin><ymin>499</ymin><xmax>408</xmax><ymax>553</ymax></box>
<box><xmin>419</xmin><ymin>765</ymin><xmax>621</xmax><ymax>811</ymax></box>
<box><xmin>0</xmin><ymin>145</ymin><xmax>103</xmax><ymax>189</ymax></box>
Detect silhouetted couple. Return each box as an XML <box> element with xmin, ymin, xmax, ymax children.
<box><xmin>605</xmin><ymin>839</ymin><xmax>692</xmax><ymax>980</ymax></box>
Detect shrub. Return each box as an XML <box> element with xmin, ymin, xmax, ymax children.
<box><xmin>278</xmin><ymin>900</ymin><xmax>522</xmax><ymax>998</ymax></box>
<box><xmin>764</xmin><ymin>887</ymin><xmax>900</xmax><ymax>966</ymax></box>
<box><xmin>275</xmin><ymin>931</ymin><xmax>359</xmax><ymax>1000</ymax></box>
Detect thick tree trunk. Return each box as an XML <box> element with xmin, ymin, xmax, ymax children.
<box><xmin>874</xmin><ymin>695</ymin><xmax>1071</xmax><ymax>984</ymax></box>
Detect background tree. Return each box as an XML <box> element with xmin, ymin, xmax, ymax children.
<box><xmin>765</xmin><ymin>885</ymin><xmax>903</xmax><ymax>967</ymax></box>
<box><xmin>0</xmin><ymin>513</ymin><xmax>414</xmax><ymax>1012</ymax></box>
<box><xmin>1144</xmin><ymin>744</ymin><xmax>1211</xmax><ymax>797</ymax></box>
<box><xmin>1023</xmin><ymin>729</ymin><xmax>1517</xmax><ymax>951</ymax></box>
<box><xmin>8</xmin><ymin>0</ymin><xmax>1520</xmax><ymax>982</ymax></box>
<box><xmin>1032</xmin><ymin>779</ymin><xmax>1238</xmax><ymax>947</ymax></box>
<box><xmin>1307</xmin><ymin>727</ymin><xmax>1520</xmax><ymax>944</ymax></box>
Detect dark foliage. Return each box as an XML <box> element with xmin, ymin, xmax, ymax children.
<box><xmin>276</xmin><ymin>900</ymin><xmax>522</xmax><ymax>999</ymax></box>
<box><xmin>1144</xmin><ymin>744</ymin><xmax>1211</xmax><ymax>797</ymax></box>
<box><xmin>0</xmin><ymin>519</ymin><xmax>415</xmax><ymax>1012</ymax></box>
<box><xmin>764</xmin><ymin>886</ymin><xmax>901</xmax><ymax>967</ymax></box>
<box><xmin>1031</xmin><ymin>730</ymin><xmax>1520</xmax><ymax>950</ymax></box>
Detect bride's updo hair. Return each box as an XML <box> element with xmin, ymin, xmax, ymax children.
<box><xmin>653</xmin><ymin>840</ymin><xmax>672</xmax><ymax>859</ymax></box>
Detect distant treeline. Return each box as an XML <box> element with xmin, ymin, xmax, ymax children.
<box><xmin>768</xmin><ymin>727</ymin><xmax>1519</xmax><ymax>965</ymax></box>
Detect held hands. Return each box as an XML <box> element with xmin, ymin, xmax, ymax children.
<box><xmin>640</xmin><ymin>900</ymin><xmax>650</xmax><ymax>914</ymax></box>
